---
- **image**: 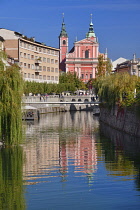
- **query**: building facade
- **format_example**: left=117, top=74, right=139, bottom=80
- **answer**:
left=115, top=54, right=140, bottom=76
left=0, top=29, right=59, bottom=83
left=59, top=15, right=107, bottom=83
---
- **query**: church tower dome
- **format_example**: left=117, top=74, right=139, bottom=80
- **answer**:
left=86, top=14, right=96, bottom=38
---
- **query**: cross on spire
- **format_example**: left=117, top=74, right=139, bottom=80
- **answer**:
left=90, top=14, right=93, bottom=23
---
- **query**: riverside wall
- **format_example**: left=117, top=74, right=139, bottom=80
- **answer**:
left=22, top=95, right=95, bottom=113
left=28, top=104, right=94, bottom=113
left=100, top=104, right=140, bottom=138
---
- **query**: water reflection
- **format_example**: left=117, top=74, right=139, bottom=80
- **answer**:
left=100, top=122, right=140, bottom=190
left=22, top=112, right=140, bottom=209
left=23, top=112, right=99, bottom=184
left=0, top=146, right=25, bottom=209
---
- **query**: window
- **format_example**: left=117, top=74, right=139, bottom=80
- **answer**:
left=43, top=57, right=46, bottom=62
left=31, top=55, right=34, bottom=60
left=39, top=66, right=42, bottom=71
left=47, top=49, right=50, bottom=54
left=28, top=73, right=30, bottom=78
left=51, top=76, right=54, bottom=80
left=55, top=60, right=58, bottom=64
left=47, top=76, right=50, bottom=80
left=20, top=41, right=22, bottom=47
left=47, top=58, right=50, bottom=63
left=85, top=50, right=89, bottom=58
left=39, top=75, right=42, bottom=79
left=43, top=75, right=46, bottom=80
left=90, top=74, right=92, bottom=78
left=55, top=68, right=58, bottom=73
left=55, top=76, right=58, bottom=81
left=51, top=50, right=54, bottom=55
left=39, top=47, right=42, bottom=52
left=47, top=67, right=50, bottom=72
left=51, top=67, right=54, bottom=72
left=24, top=73, right=27, bottom=78
left=24, top=43, right=26, bottom=48
left=24, top=63, right=27, bottom=68
left=51, top=59, right=54, bottom=64
left=55, top=51, right=59, bottom=55
left=43, top=48, right=46, bottom=53
left=20, top=52, right=23, bottom=57
left=28, top=64, right=30, bottom=69
left=31, top=64, right=34, bottom=69
left=24, top=53, right=26, bottom=58
left=32, top=45, right=34, bottom=50
left=43, top=66, right=46, bottom=71
left=28, top=54, right=30, bottom=59
left=81, top=74, right=84, bottom=79
left=20, top=62, right=23, bottom=67
left=32, top=74, right=34, bottom=79
left=86, top=74, right=88, bottom=79
left=63, top=40, right=66, bottom=45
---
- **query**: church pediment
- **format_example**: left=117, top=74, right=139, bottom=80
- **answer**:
left=76, top=38, right=96, bottom=44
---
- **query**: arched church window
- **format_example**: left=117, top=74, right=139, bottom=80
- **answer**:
left=85, top=50, right=89, bottom=58
left=63, top=40, right=66, bottom=45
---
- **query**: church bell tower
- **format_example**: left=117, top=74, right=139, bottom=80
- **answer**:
left=59, top=13, right=68, bottom=72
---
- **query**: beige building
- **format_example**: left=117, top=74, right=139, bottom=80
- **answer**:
left=0, top=28, right=59, bottom=83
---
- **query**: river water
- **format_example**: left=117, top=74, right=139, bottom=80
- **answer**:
left=0, top=111, right=140, bottom=209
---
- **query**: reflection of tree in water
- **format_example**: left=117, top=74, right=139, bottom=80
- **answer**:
left=0, top=146, right=25, bottom=209
left=100, top=122, right=140, bottom=190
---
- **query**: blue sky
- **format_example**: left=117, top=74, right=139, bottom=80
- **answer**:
left=0, top=0, right=140, bottom=61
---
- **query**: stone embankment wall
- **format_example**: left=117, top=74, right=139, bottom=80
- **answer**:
left=100, top=104, right=140, bottom=137
left=32, top=104, right=94, bottom=113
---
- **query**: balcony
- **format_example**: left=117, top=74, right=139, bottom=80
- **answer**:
left=35, top=66, right=42, bottom=74
left=35, top=59, right=41, bottom=65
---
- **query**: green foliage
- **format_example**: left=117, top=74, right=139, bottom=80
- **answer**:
left=95, top=73, right=138, bottom=107
left=96, top=55, right=106, bottom=77
left=0, top=146, right=25, bottom=209
left=96, top=55, right=112, bottom=78
left=59, top=72, right=86, bottom=90
left=24, top=72, right=86, bottom=95
left=0, top=61, right=23, bottom=145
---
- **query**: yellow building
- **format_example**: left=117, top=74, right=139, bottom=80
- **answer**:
left=0, top=28, right=59, bottom=83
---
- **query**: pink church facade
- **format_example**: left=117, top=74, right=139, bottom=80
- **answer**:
left=59, top=16, right=107, bottom=83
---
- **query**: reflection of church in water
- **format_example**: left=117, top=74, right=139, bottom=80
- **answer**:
left=23, top=112, right=98, bottom=181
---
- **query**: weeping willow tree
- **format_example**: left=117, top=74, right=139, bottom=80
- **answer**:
left=0, top=52, right=24, bottom=145
left=95, top=73, right=138, bottom=108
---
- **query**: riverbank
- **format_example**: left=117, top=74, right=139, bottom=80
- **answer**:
left=35, top=104, right=94, bottom=113
left=100, top=104, right=140, bottom=138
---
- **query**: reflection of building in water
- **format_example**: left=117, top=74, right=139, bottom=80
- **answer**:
left=23, top=134, right=60, bottom=180
left=74, top=136, right=97, bottom=174
left=23, top=112, right=98, bottom=181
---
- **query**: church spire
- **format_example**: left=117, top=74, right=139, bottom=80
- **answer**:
left=59, top=13, right=68, bottom=38
left=86, top=14, right=96, bottom=38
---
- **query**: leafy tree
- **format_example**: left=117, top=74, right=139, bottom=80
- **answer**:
left=95, top=72, right=138, bottom=107
left=59, top=72, right=86, bottom=90
left=0, top=59, right=23, bottom=145
left=96, top=55, right=106, bottom=78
